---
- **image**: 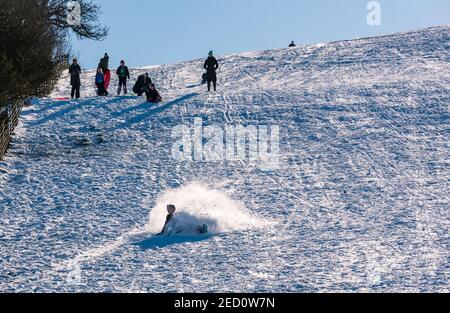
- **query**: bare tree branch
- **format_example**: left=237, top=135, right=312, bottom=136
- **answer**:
left=48, top=0, right=109, bottom=41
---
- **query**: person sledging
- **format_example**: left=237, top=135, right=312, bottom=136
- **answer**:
left=157, top=205, right=208, bottom=235
left=158, top=205, right=177, bottom=235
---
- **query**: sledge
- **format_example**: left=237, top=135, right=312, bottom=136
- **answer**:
left=104, top=69, right=111, bottom=90
left=53, top=97, right=70, bottom=101
left=160, top=224, right=208, bottom=236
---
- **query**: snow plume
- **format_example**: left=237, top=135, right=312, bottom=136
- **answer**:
left=147, top=182, right=267, bottom=235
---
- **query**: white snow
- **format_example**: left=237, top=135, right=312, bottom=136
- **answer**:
left=0, top=25, right=449, bottom=292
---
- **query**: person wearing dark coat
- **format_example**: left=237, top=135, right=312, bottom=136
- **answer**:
left=204, top=51, right=219, bottom=92
left=289, top=41, right=296, bottom=47
left=116, top=60, right=131, bottom=95
left=133, top=73, right=152, bottom=96
left=98, top=53, right=109, bottom=74
left=157, top=205, right=176, bottom=235
left=69, top=59, right=81, bottom=99
left=146, top=84, right=162, bottom=103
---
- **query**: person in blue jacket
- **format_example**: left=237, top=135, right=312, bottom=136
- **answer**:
left=95, top=68, right=108, bottom=96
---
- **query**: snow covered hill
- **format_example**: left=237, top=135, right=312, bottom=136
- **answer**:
left=0, top=25, right=449, bottom=292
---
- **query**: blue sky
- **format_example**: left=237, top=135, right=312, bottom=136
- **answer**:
left=71, top=0, right=450, bottom=69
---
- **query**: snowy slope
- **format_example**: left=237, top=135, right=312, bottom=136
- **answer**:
left=0, top=25, right=449, bottom=292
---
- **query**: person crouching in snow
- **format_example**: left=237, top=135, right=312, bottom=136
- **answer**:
left=95, top=68, right=108, bottom=96
left=146, top=84, right=162, bottom=103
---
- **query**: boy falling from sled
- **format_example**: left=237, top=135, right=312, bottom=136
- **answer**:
left=157, top=205, right=208, bottom=235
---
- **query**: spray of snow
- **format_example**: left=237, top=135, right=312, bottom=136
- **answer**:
left=147, top=182, right=268, bottom=235
left=54, top=182, right=267, bottom=270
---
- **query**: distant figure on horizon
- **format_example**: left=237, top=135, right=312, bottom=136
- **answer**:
left=116, top=60, right=130, bottom=96
left=69, top=58, right=81, bottom=99
left=289, top=41, right=296, bottom=47
left=204, top=51, right=219, bottom=92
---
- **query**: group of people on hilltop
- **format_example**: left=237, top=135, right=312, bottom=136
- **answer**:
left=68, top=50, right=221, bottom=100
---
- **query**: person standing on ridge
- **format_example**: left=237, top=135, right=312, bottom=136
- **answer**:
left=116, top=60, right=130, bottom=95
left=95, top=68, right=108, bottom=96
left=69, top=58, right=81, bottom=99
left=99, top=53, right=111, bottom=93
left=204, top=51, right=219, bottom=92
left=98, top=53, right=109, bottom=74
left=289, top=41, right=296, bottom=47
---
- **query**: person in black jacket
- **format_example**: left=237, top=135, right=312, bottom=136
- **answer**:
left=158, top=205, right=176, bottom=235
left=69, top=59, right=81, bottom=99
left=146, top=84, right=162, bottom=103
left=133, top=73, right=152, bottom=96
left=289, top=41, right=296, bottom=47
left=116, top=60, right=130, bottom=95
left=157, top=204, right=208, bottom=235
left=143, top=73, right=152, bottom=92
left=98, top=53, right=109, bottom=74
left=204, top=51, right=219, bottom=92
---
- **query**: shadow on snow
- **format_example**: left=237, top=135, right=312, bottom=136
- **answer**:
left=133, top=234, right=211, bottom=250
left=115, top=93, right=198, bottom=129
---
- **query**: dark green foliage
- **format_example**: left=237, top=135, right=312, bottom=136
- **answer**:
left=0, top=0, right=108, bottom=104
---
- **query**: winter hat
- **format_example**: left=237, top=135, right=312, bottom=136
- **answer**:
left=208, top=50, right=213, bottom=57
